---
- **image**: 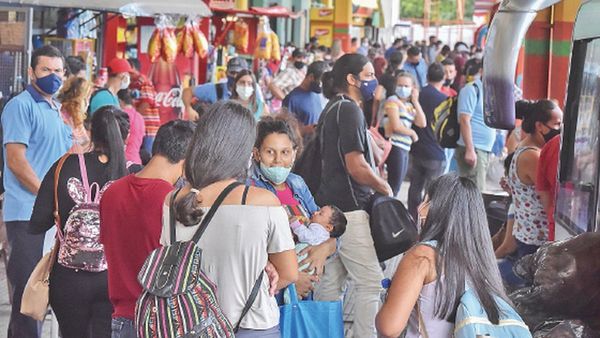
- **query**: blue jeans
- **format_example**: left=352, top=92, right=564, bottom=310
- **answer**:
left=498, top=240, right=539, bottom=288
left=111, top=317, right=136, bottom=338
left=386, top=145, right=410, bottom=197
left=407, top=156, right=445, bottom=220
left=6, top=221, right=44, bottom=338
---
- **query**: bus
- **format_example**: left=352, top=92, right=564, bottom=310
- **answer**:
left=484, top=0, right=600, bottom=235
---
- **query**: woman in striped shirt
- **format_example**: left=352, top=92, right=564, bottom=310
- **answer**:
left=381, top=70, right=426, bottom=196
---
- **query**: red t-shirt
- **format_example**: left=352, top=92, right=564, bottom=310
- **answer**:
left=535, top=135, right=560, bottom=241
left=99, top=174, right=173, bottom=319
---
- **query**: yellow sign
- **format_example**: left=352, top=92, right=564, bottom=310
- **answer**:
left=310, top=23, right=333, bottom=47
left=310, top=8, right=334, bottom=22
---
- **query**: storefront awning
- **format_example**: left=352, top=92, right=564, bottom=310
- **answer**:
left=0, top=0, right=212, bottom=17
left=352, top=0, right=378, bottom=10
left=210, top=5, right=302, bottom=19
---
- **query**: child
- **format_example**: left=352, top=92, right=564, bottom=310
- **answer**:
left=290, top=205, right=347, bottom=246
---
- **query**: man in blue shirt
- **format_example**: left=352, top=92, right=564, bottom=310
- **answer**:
left=384, top=38, right=403, bottom=60
left=454, top=59, right=495, bottom=190
left=402, top=46, right=428, bottom=88
left=2, top=45, right=72, bottom=338
left=182, top=57, right=249, bottom=120
left=282, top=61, right=328, bottom=137
left=408, top=63, right=447, bottom=219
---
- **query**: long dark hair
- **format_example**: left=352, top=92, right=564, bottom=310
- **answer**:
left=90, top=106, right=128, bottom=180
left=230, top=69, right=258, bottom=112
left=174, top=101, right=256, bottom=226
left=420, top=173, right=509, bottom=324
left=520, top=99, right=557, bottom=134
left=322, top=53, right=369, bottom=98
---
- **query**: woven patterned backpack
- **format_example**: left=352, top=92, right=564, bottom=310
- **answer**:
left=135, top=182, right=263, bottom=338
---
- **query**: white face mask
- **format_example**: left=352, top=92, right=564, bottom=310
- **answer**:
left=120, top=74, right=131, bottom=90
left=237, top=84, right=254, bottom=101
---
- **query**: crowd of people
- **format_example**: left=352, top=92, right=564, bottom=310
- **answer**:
left=0, top=32, right=562, bottom=338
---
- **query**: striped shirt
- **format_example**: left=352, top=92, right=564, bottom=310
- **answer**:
left=384, top=96, right=416, bottom=151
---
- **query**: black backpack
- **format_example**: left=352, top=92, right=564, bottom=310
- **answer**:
left=293, top=98, right=349, bottom=195
left=432, top=82, right=480, bottom=148
left=365, top=193, right=418, bottom=262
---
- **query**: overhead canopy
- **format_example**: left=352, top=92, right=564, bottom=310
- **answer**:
left=0, top=0, right=212, bottom=17
left=210, top=5, right=302, bottom=19
left=352, top=0, right=378, bottom=10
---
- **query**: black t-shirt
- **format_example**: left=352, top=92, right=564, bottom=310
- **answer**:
left=411, top=84, right=447, bottom=161
left=315, top=95, right=373, bottom=212
left=29, top=152, right=112, bottom=234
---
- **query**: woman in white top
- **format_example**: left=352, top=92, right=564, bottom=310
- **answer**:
left=376, top=174, right=510, bottom=338
left=162, top=101, right=298, bottom=337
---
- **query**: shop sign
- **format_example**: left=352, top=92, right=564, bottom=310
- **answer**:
left=310, top=8, right=334, bottom=22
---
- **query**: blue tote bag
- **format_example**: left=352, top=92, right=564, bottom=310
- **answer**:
left=279, top=284, right=344, bottom=338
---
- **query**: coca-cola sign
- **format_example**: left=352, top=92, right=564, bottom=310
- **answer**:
left=155, top=87, right=183, bottom=108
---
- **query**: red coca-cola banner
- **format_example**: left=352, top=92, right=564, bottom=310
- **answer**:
left=148, top=59, right=183, bottom=123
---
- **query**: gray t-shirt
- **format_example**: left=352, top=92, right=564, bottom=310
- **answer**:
left=160, top=204, right=294, bottom=330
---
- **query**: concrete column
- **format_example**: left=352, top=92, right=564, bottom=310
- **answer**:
left=333, top=0, right=353, bottom=52
left=549, top=0, right=579, bottom=107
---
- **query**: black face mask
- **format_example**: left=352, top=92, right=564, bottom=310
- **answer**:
left=444, top=79, right=453, bottom=87
left=310, top=81, right=322, bottom=93
left=543, top=126, right=561, bottom=143
left=294, top=61, right=305, bottom=70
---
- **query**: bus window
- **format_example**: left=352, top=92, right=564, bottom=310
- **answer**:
left=557, top=38, right=600, bottom=234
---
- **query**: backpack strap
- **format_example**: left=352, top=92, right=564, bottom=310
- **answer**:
left=234, top=270, right=265, bottom=332
left=241, top=185, right=250, bottom=205
left=190, top=181, right=242, bottom=243
left=53, top=153, right=71, bottom=230
left=169, top=188, right=182, bottom=245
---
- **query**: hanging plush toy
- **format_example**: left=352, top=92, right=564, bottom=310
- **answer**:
left=233, top=20, right=249, bottom=54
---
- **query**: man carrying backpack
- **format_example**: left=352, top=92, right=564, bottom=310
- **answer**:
left=408, top=63, right=447, bottom=219
left=454, top=59, right=495, bottom=191
left=99, top=120, right=196, bottom=338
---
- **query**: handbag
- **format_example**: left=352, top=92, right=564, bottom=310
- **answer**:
left=20, top=153, right=69, bottom=320
left=279, top=284, right=344, bottom=338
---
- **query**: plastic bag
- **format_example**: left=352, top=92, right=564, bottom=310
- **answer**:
left=533, top=320, right=599, bottom=338
left=270, top=31, right=281, bottom=61
left=161, top=27, right=178, bottom=63
left=191, top=21, right=208, bottom=58
left=511, top=233, right=600, bottom=331
left=147, top=28, right=162, bottom=63
left=177, top=23, right=195, bottom=58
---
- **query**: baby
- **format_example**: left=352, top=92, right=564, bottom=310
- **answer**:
left=290, top=205, right=347, bottom=273
left=290, top=205, right=347, bottom=246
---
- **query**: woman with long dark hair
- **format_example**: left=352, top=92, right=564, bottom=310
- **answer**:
left=163, top=101, right=297, bottom=337
left=230, top=69, right=269, bottom=120
left=376, top=173, right=511, bottom=337
left=29, top=105, right=129, bottom=337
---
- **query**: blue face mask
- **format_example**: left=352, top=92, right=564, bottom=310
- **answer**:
left=260, top=162, right=292, bottom=185
left=396, top=86, right=412, bottom=99
left=35, top=73, right=63, bottom=95
left=356, top=78, right=378, bottom=102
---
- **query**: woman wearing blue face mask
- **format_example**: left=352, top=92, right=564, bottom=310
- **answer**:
left=249, top=115, right=337, bottom=300
left=381, top=70, right=427, bottom=196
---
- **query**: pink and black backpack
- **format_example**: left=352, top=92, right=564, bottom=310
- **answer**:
left=57, top=153, right=112, bottom=272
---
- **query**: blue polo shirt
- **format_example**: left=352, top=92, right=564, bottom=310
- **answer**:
left=457, top=78, right=495, bottom=152
left=2, top=85, right=72, bottom=221
left=282, top=87, right=324, bottom=125
left=402, top=60, right=428, bottom=88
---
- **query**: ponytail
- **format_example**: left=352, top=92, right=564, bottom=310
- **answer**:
left=90, top=106, right=128, bottom=180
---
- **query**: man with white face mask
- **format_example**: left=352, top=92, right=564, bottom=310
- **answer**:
left=89, top=57, right=133, bottom=114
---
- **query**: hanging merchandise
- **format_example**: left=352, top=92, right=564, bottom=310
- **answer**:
left=161, top=27, right=178, bottom=63
left=254, top=16, right=272, bottom=60
left=233, top=20, right=249, bottom=54
left=270, top=31, right=281, bottom=61
left=147, top=28, right=162, bottom=63
left=190, top=20, right=209, bottom=58
left=177, top=21, right=195, bottom=58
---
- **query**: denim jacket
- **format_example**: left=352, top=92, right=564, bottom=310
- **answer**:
left=248, top=164, right=319, bottom=217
